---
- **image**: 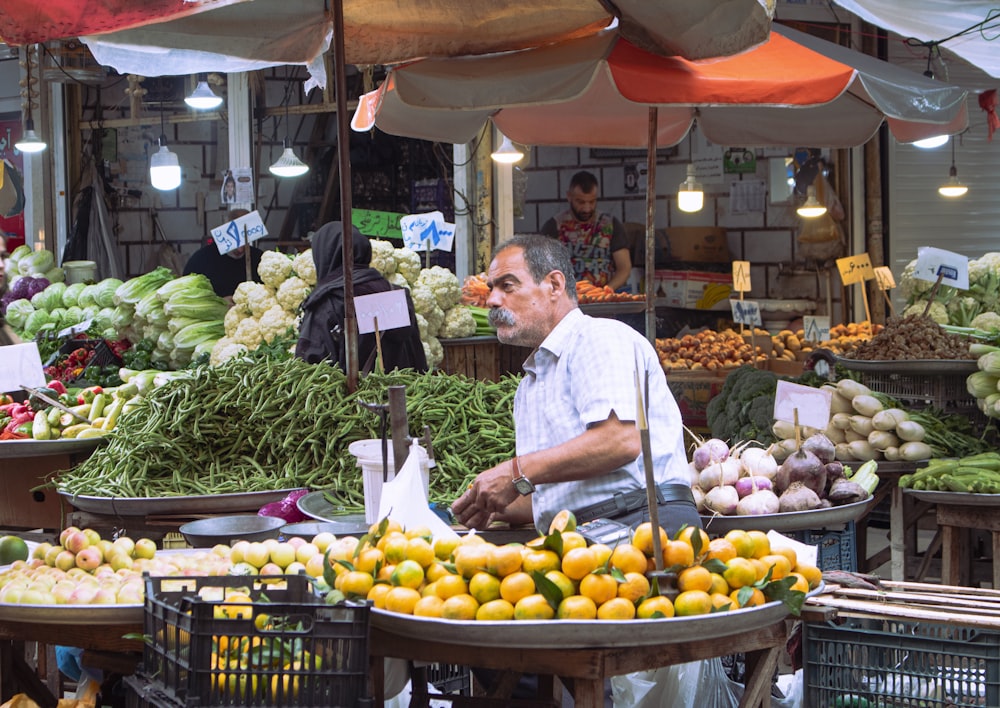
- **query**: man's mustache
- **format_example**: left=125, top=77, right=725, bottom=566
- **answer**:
left=488, top=308, right=516, bottom=327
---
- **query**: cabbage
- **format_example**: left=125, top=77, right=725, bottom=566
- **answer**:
left=111, top=307, right=134, bottom=329
left=4, top=299, right=35, bottom=329
left=17, top=250, right=54, bottom=276
left=37, top=282, right=67, bottom=311
left=43, top=267, right=65, bottom=284
left=156, top=329, right=175, bottom=352
left=94, top=278, right=123, bottom=308
left=7, top=244, right=31, bottom=269
left=94, top=307, right=116, bottom=332
left=81, top=306, right=99, bottom=322
left=64, top=306, right=83, bottom=325
left=135, top=290, right=164, bottom=319
left=26, top=277, right=50, bottom=298
left=62, top=282, right=86, bottom=308
left=155, top=273, right=214, bottom=302
left=79, top=284, right=100, bottom=308
left=114, top=267, right=174, bottom=306
left=48, top=307, right=67, bottom=329
left=22, top=310, right=52, bottom=337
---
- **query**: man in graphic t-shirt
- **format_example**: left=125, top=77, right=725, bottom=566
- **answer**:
left=540, top=170, right=631, bottom=290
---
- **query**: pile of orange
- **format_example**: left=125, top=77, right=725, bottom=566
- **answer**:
left=324, top=516, right=819, bottom=621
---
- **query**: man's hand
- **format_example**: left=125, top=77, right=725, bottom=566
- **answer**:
left=450, top=460, right=521, bottom=530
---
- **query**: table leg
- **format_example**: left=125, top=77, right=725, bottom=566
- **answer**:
left=941, top=524, right=960, bottom=586
left=370, top=653, right=385, bottom=705
left=890, top=485, right=906, bottom=581
left=740, top=646, right=779, bottom=708
left=570, top=678, right=604, bottom=708
left=993, top=532, right=1000, bottom=589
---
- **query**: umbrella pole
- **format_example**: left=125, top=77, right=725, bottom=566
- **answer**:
left=332, top=0, right=358, bottom=391
left=644, top=108, right=657, bottom=344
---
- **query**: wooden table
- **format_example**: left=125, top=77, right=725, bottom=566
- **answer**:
left=369, top=619, right=787, bottom=708
left=938, top=502, right=1000, bottom=588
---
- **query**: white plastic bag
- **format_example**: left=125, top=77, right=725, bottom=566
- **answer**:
left=611, top=658, right=740, bottom=708
left=376, top=439, right=458, bottom=540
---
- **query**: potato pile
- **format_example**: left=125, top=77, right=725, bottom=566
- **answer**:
left=655, top=329, right=768, bottom=372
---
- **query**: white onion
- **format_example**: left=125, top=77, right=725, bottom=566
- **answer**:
left=692, top=438, right=731, bottom=471
left=699, top=458, right=741, bottom=489
left=703, top=485, right=739, bottom=516
left=740, top=447, right=778, bottom=481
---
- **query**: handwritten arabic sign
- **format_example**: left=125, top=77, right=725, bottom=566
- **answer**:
left=773, top=380, right=831, bottom=429
left=210, top=211, right=267, bottom=255
left=0, top=342, right=46, bottom=393
left=400, top=211, right=455, bottom=252
left=873, top=266, right=896, bottom=291
left=836, top=253, right=874, bottom=286
left=354, top=289, right=410, bottom=334
left=353, top=209, right=404, bottom=240
left=729, top=299, right=761, bottom=327
left=732, top=260, right=751, bottom=293
left=803, top=316, right=830, bottom=343
left=913, top=246, right=969, bottom=290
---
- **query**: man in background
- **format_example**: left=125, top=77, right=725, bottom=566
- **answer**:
left=183, top=209, right=263, bottom=299
left=540, top=170, right=631, bottom=292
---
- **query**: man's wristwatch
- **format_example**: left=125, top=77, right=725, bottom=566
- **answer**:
left=511, top=456, right=535, bottom=495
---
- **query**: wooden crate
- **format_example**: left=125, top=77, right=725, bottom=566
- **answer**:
left=0, top=455, right=68, bottom=530
left=440, top=338, right=531, bottom=381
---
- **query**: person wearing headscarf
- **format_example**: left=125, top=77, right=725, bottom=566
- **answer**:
left=295, top=222, right=427, bottom=372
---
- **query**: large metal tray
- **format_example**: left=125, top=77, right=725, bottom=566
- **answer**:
left=905, top=489, right=1000, bottom=507
left=580, top=300, right=646, bottom=315
left=295, top=491, right=370, bottom=535
left=700, top=495, right=874, bottom=533
left=834, top=357, right=978, bottom=375
left=0, top=438, right=106, bottom=459
left=372, top=593, right=799, bottom=648
left=58, top=488, right=305, bottom=516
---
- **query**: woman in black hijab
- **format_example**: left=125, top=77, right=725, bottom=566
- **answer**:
left=295, top=222, right=427, bottom=372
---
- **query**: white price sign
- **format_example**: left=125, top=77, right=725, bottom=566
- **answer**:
left=0, top=342, right=47, bottom=393
left=400, top=211, right=455, bottom=252
left=210, top=210, right=268, bottom=255
left=730, top=299, right=762, bottom=327
left=773, top=380, right=832, bottom=430
left=913, top=246, right=969, bottom=290
left=354, top=289, right=411, bottom=334
left=803, top=316, right=830, bottom=343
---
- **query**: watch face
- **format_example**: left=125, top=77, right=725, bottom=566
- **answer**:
left=514, top=477, right=535, bottom=495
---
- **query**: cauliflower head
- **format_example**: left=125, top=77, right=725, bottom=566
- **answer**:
left=232, top=281, right=262, bottom=306
left=417, top=265, right=462, bottom=310
left=258, top=251, right=294, bottom=289
left=233, top=317, right=264, bottom=348
left=388, top=272, right=410, bottom=290
left=972, top=311, right=1000, bottom=332
left=291, top=249, right=317, bottom=285
left=394, top=247, right=422, bottom=284
left=241, top=283, right=278, bottom=318
left=259, top=304, right=296, bottom=343
left=409, top=284, right=438, bottom=316
left=423, top=304, right=445, bottom=337
left=210, top=337, right=250, bottom=366
left=276, top=276, right=310, bottom=312
left=439, top=305, right=476, bottom=339
left=369, top=240, right=397, bottom=276
left=422, top=335, right=444, bottom=370
left=415, top=312, right=429, bottom=340
left=902, top=300, right=948, bottom=324
left=223, top=306, right=246, bottom=337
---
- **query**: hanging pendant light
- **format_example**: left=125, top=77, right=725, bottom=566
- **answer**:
left=677, top=164, right=704, bottom=213
left=938, top=138, right=968, bottom=198
left=796, top=185, right=827, bottom=218
left=912, top=134, right=949, bottom=149
left=149, top=107, right=181, bottom=191
left=491, top=134, right=523, bottom=164
left=184, top=75, right=223, bottom=110
left=15, top=45, right=46, bottom=154
left=269, top=68, right=309, bottom=179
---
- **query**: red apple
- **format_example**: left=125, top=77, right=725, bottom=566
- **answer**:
left=75, top=547, right=103, bottom=571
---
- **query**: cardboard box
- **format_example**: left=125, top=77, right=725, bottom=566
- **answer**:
left=666, top=370, right=727, bottom=428
left=666, top=226, right=731, bottom=263
left=654, top=270, right=733, bottom=310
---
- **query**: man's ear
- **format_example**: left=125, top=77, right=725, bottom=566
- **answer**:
left=545, top=270, right=566, bottom=298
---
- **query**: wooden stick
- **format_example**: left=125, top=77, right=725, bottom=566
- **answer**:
left=860, top=280, right=872, bottom=323
left=807, top=595, right=1000, bottom=629
left=921, top=272, right=945, bottom=318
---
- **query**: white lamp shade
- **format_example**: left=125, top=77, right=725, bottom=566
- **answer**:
left=269, top=146, right=309, bottom=177
left=149, top=145, right=182, bottom=190
left=677, top=165, right=703, bottom=212
left=15, top=128, right=46, bottom=154
left=938, top=178, right=968, bottom=197
left=184, top=80, right=223, bottom=110
left=491, top=135, right=524, bottom=164
left=796, top=185, right=827, bottom=218
left=912, top=134, right=949, bottom=149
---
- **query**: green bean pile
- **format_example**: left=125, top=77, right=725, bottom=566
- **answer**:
left=56, top=358, right=517, bottom=511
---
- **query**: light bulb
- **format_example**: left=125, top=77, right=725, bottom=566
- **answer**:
left=491, top=135, right=524, bottom=164
left=14, top=120, right=46, bottom=153
left=938, top=166, right=968, bottom=197
left=912, top=134, right=949, bottom=149
left=796, top=186, right=827, bottom=218
left=149, top=142, right=182, bottom=190
left=269, top=144, right=309, bottom=178
left=184, top=80, right=223, bottom=110
left=677, top=165, right=703, bottom=213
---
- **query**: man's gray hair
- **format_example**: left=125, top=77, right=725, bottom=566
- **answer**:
left=495, top=234, right=577, bottom=301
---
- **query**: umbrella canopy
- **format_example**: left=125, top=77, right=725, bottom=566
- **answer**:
left=353, top=24, right=969, bottom=148
left=47, top=0, right=777, bottom=90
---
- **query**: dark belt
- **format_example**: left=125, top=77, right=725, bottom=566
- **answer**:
left=574, top=483, right=695, bottom=524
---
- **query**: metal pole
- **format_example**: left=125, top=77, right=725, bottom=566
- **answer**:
left=644, top=108, right=658, bottom=344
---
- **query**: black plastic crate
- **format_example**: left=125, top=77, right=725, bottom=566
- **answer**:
left=426, top=663, right=471, bottom=695
left=140, top=574, right=372, bottom=707
left=788, top=522, right=857, bottom=572
left=804, top=616, right=1000, bottom=707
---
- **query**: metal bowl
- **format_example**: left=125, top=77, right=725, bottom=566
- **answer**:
left=179, top=515, right=285, bottom=547
left=280, top=521, right=354, bottom=540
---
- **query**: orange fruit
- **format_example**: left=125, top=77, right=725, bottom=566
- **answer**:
left=521, top=549, right=561, bottom=575
left=708, top=572, right=729, bottom=596
left=773, top=546, right=798, bottom=571
left=433, top=536, right=460, bottom=562
left=759, top=554, right=792, bottom=581
left=513, top=594, right=555, bottom=620
left=425, top=562, right=451, bottom=583
left=676, top=526, right=710, bottom=558
left=379, top=532, right=408, bottom=563
left=722, top=557, right=758, bottom=589
left=597, top=597, right=636, bottom=620
left=389, top=559, right=425, bottom=589
left=795, top=563, right=822, bottom=590
left=369, top=519, right=403, bottom=537
left=413, top=595, right=444, bottom=617
left=705, top=538, right=738, bottom=564
left=724, top=529, right=755, bottom=559
left=404, top=525, right=432, bottom=540
left=610, top=544, right=648, bottom=575
left=404, top=538, right=436, bottom=568
left=383, top=586, right=421, bottom=614
left=730, top=587, right=766, bottom=608
left=499, top=572, right=536, bottom=605
left=561, top=547, right=599, bottom=581
left=590, top=543, right=613, bottom=568
left=677, top=565, right=713, bottom=593
left=710, top=592, right=734, bottom=611
left=787, top=572, right=810, bottom=594
left=557, top=595, right=598, bottom=620
left=476, top=598, right=515, bottom=621
left=746, top=530, right=771, bottom=559
left=441, top=593, right=480, bottom=620
left=560, top=532, right=589, bottom=554
left=433, top=573, right=468, bottom=600
left=453, top=543, right=493, bottom=579
left=340, top=570, right=375, bottom=598
left=365, top=583, right=391, bottom=609
left=579, top=573, right=618, bottom=605
left=377, top=564, right=396, bottom=582
left=637, top=595, right=675, bottom=619
left=749, top=558, right=770, bottom=582
left=662, top=540, right=695, bottom=569
left=617, top=572, right=650, bottom=603
left=354, top=548, right=384, bottom=575
left=632, top=523, right=668, bottom=557
left=468, top=572, right=502, bottom=604
left=487, top=544, right=523, bottom=577
left=673, top=589, right=712, bottom=617
left=544, top=570, right=577, bottom=600
left=421, top=581, right=439, bottom=597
